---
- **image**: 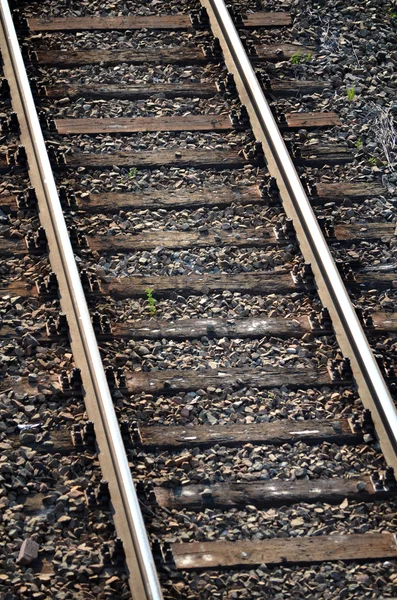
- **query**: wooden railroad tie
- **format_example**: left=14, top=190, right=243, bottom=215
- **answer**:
left=48, top=145, right=353, bottom=171
left=133, top=418, right=361, bottom=450
left=11, top=414, right=367, bottom=454
left=0, top=362, right=352, bottom=398
left=1, top=310, right=395, bottom=342
left=53, top=112, right=341, bottom=135
left=1, top=144, right=353, bottom=172
left=122, top=366, right=339, bottom=395
left=31, top=43, right=313, bottom=68
left=70, top=180, right=384, bottom=210
left=12, top=417, right=362, bottom=454
left=0, top=182, right=386, bottom=214
left=42, top=79, right=330, bottom=101
left=83, top=222, right=395, bottom=252
left=0, top=268, right=394, bottom=303
left=27, top=12, right=292, bottom=32
left=169, top=533, right=397, bottom=569
left=80, top=311, right=397, bottom=339
left=152, top=476, right=393, bottom=511
left=102, top=269, right=395, bottom=298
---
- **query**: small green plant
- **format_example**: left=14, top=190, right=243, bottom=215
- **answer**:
left=355, top=137, right=363, bottom=150
left=145, top=288, right=157, bottom=316
left=388, top=8, right=397, bottom=18
left=368, top=157, right=385, bottom=167
left=347, top=87, right=356, bottom=101
left=291, top=51, right=301, bottom=64
left=290, top=51, right=312, bottom=64
left=128, top=167, right=138, bottom=178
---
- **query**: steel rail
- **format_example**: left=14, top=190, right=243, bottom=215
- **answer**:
left=202, top=0, right=397, bottom=471
left=0, top=2, right=163, bottom=598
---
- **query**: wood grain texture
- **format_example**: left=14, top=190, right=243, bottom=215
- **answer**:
left=315, top=182, right=385, bottom=200
left=371, top=312, right=397, bottom=333
left=87, top=227, right=279, bottom=253
left=35, top=47, right=207, bottom=67
left=102, top=271, right=310, bottom=298
left=75, top=186, right=261, bottom=212
left=2, top=311, right=393, bottom=342
left=63, top=148, right=250, bottom=170
left=29, top=15, right=192, bottom=31
left=44, top=78, right=328, bottom=101
left=0, top=269, right=393, bottom=302
left=334, top=223, right=396, bottom=241
left=35, top=43, right=305, bottom=67
left=102, top=312, right=397, bottom=340
left=103, top=269, right=395, bottom=298
left=172, top=533, right=397, bottom=569
left=110, top=315, right=309, bottom=341
left=124, top=366, right=331, bottom=395
left=139, top=418, right=358, bottom=450
left=86, top=221, right=393, bottom=254
left=73, top=181, right=384, bottom=213
left=45, top=82, right=218, bottom=100
left=55, top=115, right=235, bottom=135
left=155, top=477, right=383, bottom=511
left=29, top=12, right=291, bottom=32
left=55, top=112, right=338, bottom=135
left=244, top=12, right=291, bottom=27
left=294, top=145, right=353, bottom=166
left=352, top=271, right=396, bottom=290
left=284, top=112, right=340, bottom=129
left=61, top=146, right=351, bottom=170
left=310, top=182, right=385, bottom=205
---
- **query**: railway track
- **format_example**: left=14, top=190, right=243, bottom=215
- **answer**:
left=1, top=0, right=397, bottom=598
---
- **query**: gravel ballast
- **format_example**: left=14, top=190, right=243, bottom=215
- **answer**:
left=2, top=0, right=397, bottom=598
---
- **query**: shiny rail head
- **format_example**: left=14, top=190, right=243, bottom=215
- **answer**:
left=0, top=2, right=165, bottom=598
left=202, top=0, right=397, bottom=468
